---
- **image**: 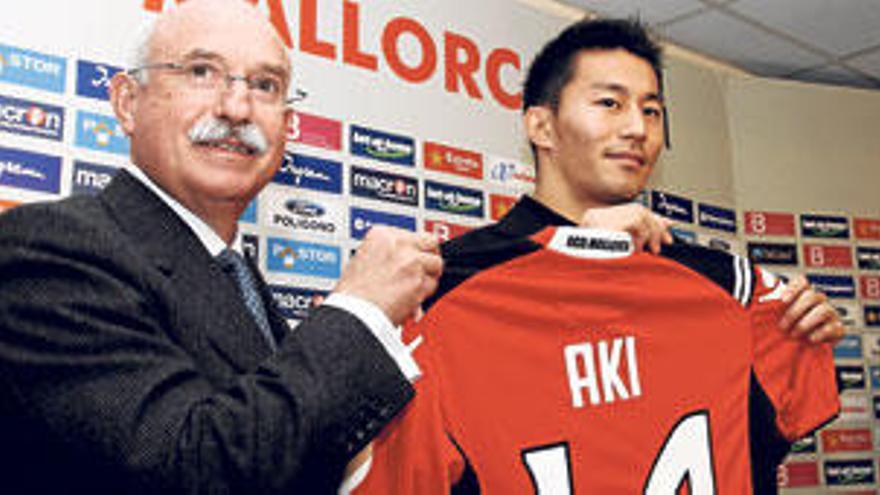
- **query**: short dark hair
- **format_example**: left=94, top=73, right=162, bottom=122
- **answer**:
left=524, top=17, right=663, bottom=112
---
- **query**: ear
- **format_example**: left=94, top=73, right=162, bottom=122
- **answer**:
left=524, top=106, right=556, bottom=153
left=109, top=72, right=139, bottom=136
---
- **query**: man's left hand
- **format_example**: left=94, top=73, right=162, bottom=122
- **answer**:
left=778, top=274, right=845, bottom=344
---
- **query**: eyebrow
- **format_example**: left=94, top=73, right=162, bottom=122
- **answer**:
left=589, top=82, right=664, bottom=104
left=179, top=49, right=290, bottom=82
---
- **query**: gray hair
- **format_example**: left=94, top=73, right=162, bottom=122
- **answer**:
left=129, top=18, right=156, bottom=84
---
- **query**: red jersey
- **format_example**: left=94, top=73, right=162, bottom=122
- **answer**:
left=346, top=226, right=838, bottom=494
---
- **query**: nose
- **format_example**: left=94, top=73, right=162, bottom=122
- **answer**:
left=215, top=76, right=253, bottom=123
left=620, top=104, right=647, bottom=142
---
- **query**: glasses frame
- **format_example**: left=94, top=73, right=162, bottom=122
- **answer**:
left=127, top=61, right=308, bottom=108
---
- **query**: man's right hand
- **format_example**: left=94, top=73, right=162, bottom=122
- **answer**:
left=334, top=226, right=443, bottom=325
left=580, top=203, right=673, bottom=254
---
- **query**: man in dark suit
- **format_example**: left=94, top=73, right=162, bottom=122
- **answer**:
left=0, top=0, right=442, bottom=493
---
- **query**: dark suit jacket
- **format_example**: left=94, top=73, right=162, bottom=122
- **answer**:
left=0, top=171, right=413, bottom=494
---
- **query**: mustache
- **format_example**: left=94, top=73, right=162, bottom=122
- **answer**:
left=187, top=116, right=269, bottom=156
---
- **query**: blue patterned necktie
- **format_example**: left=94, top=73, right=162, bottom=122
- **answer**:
left=216, top=249, right=277, bottom=351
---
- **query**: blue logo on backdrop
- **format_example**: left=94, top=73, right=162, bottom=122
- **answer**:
left=424, top=180, right=484, bottom=218
left=0, top=147, right=61, bottom=194
left=240, top=198, right=257, bottom=224
left=75, top=111, right=129, bottom=155
left=0, top=94, right=64, bottom=141
left=670, top=227, right=697, bottom=244
left=267, top=237, right=341, bottom=278
left=865, top=305, right=880, bottom=327
left=350, top=165, right=419, bottom=206
left=269, top=285, right=328, bottom=320
left=0, top=44, right=66, bottom=93
left=349, top=124, right=415, bottom=167
left=698, top=203, right=737, bottom=233
left=273, top=153, right=342, bottom=193
left=651, top=191, right=694, bottom=223
left=801, top=214, right=849, bottom=239
left=76, top=60, right=122, bottom=101
left=71, top=161, right=118, bottom=195
left=833, top=334, right=863, bottom=360
left=870, top=366, right=880, bottom=389
left=857, top=247, right=880, bottom=271
left=350, top=206, right=416, bottom=240
left=824, top=459, right=875, bottom=486
left=807, top=274, right=855, bottom=299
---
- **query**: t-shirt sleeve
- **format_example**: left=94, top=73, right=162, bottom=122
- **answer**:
left=749, top=267, right=840, bottom=441
left=341, top=321, right=465, bottom=494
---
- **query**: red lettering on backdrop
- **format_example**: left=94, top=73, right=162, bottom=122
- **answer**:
left=444, top=32, right=482, bottom=100
left=343, top=0, right=378, bottom=70
left=486, top=48, right=522, bottom=110
left=382, top=17, right=437, bottom=83
left=300, top=0, right=336, bottom=59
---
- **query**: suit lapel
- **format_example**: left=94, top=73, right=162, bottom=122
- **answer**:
left=99, top=171, right=274, bottom=373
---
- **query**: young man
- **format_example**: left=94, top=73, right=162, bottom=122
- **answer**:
left=345, top=18, right=840, bottom=494
left=0, top=0, right=443, bottom=492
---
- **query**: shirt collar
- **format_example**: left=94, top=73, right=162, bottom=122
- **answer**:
left=125, top=165, right=240, bottom=257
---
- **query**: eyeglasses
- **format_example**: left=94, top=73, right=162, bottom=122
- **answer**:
left=127, top=59, right=307, bottom=107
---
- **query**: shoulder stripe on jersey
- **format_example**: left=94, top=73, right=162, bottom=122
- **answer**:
left=733, top=255, right=754, bottom=307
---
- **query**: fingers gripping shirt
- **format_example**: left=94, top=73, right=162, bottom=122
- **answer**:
left=345, top=226, right=839, bottom=494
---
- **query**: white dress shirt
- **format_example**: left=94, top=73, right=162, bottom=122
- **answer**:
left=126, top=165, right=420, bottom=381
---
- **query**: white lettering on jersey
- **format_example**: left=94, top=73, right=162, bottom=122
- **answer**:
left=564, top=336, right=641, bottom=408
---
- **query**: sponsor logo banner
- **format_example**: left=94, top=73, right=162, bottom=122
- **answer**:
left=836, top=365, right=867, bottom=391
left=875, top=396, right=880, bottom=420
left=75, top=60, right=122, bottom=101
left=349, top=124, right=415, bottom=167
left=0, top=44, right=66, bottom=93
left=424, top=218, right=471, bottom=242
left=651, top=190, right=693, bottom=223
left=840, top=394, right=870, bottom=422
left=286, top=111, right=342, bottom=151
left=75, top=110, right=129, bottom=155
left=865, top=332, right=880, bottom=360
left=486, top=155, right=534, bottom=192
left=854, top=217, right=880, bottom=240
left=350, top=165, right=418, bottom=207
left=241, top=234, right=259, bottom=262
left=801, top=214, right=850, bottom=239
left=0, top=94, right=64, bottom=141
left=865, top=305, right=880, bottom=327
left=747, top=242, right=798, bottom=265
left=71, top=160, right=118, bottom=195
left=859, top=275, right=880, bottom=300
left=822, top=428, right=873, bottom=453
left=857, top=247, right=880, bottom=271
left=269, top=285, right=328, bottom=321
left=0, top=198, right=19, bottom=212
left=700, top=235, right=734, bottom=253
left=834, top=334, right=863, bottom=360
left=807, top=274, right=855, bottom=299
left=698, top=203, right=737, bottom=233
left=240, top=198, right=257, bottom=224
left=273, top=153, right=342, bottom=193
left=351, top=208, right=416, bottom=242
left=824, top=459, right=876, bottom=486
left=424, top=180, right=484, bottom=218
left=0, top=146, right=61, bottom=194
left=870, top=365, right=879, bottom=389
left=350, top=206, right=416, bottom=240
left=424, top=141, right=482, bottom=179
left=266, top=237, right=341, bottom=279
left=834, top=301, right=861, bottom=327
left=489, top=193, right=517, bottom=221
left=802, top=243, right=853, bottom=268
left=670, top=227, right=696, bottom=244
left=789, top=434, right=817, bottom=454
left=778, top=461, right=819, bottom=488
left=744, top=211, right=796, bottom=237
left=264, top=189, right=343, bottom=239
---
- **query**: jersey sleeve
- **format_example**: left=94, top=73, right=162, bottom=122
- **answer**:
left=341, top=321, right=465, bottom=495
left=749, top=267, right=840, bottom=440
